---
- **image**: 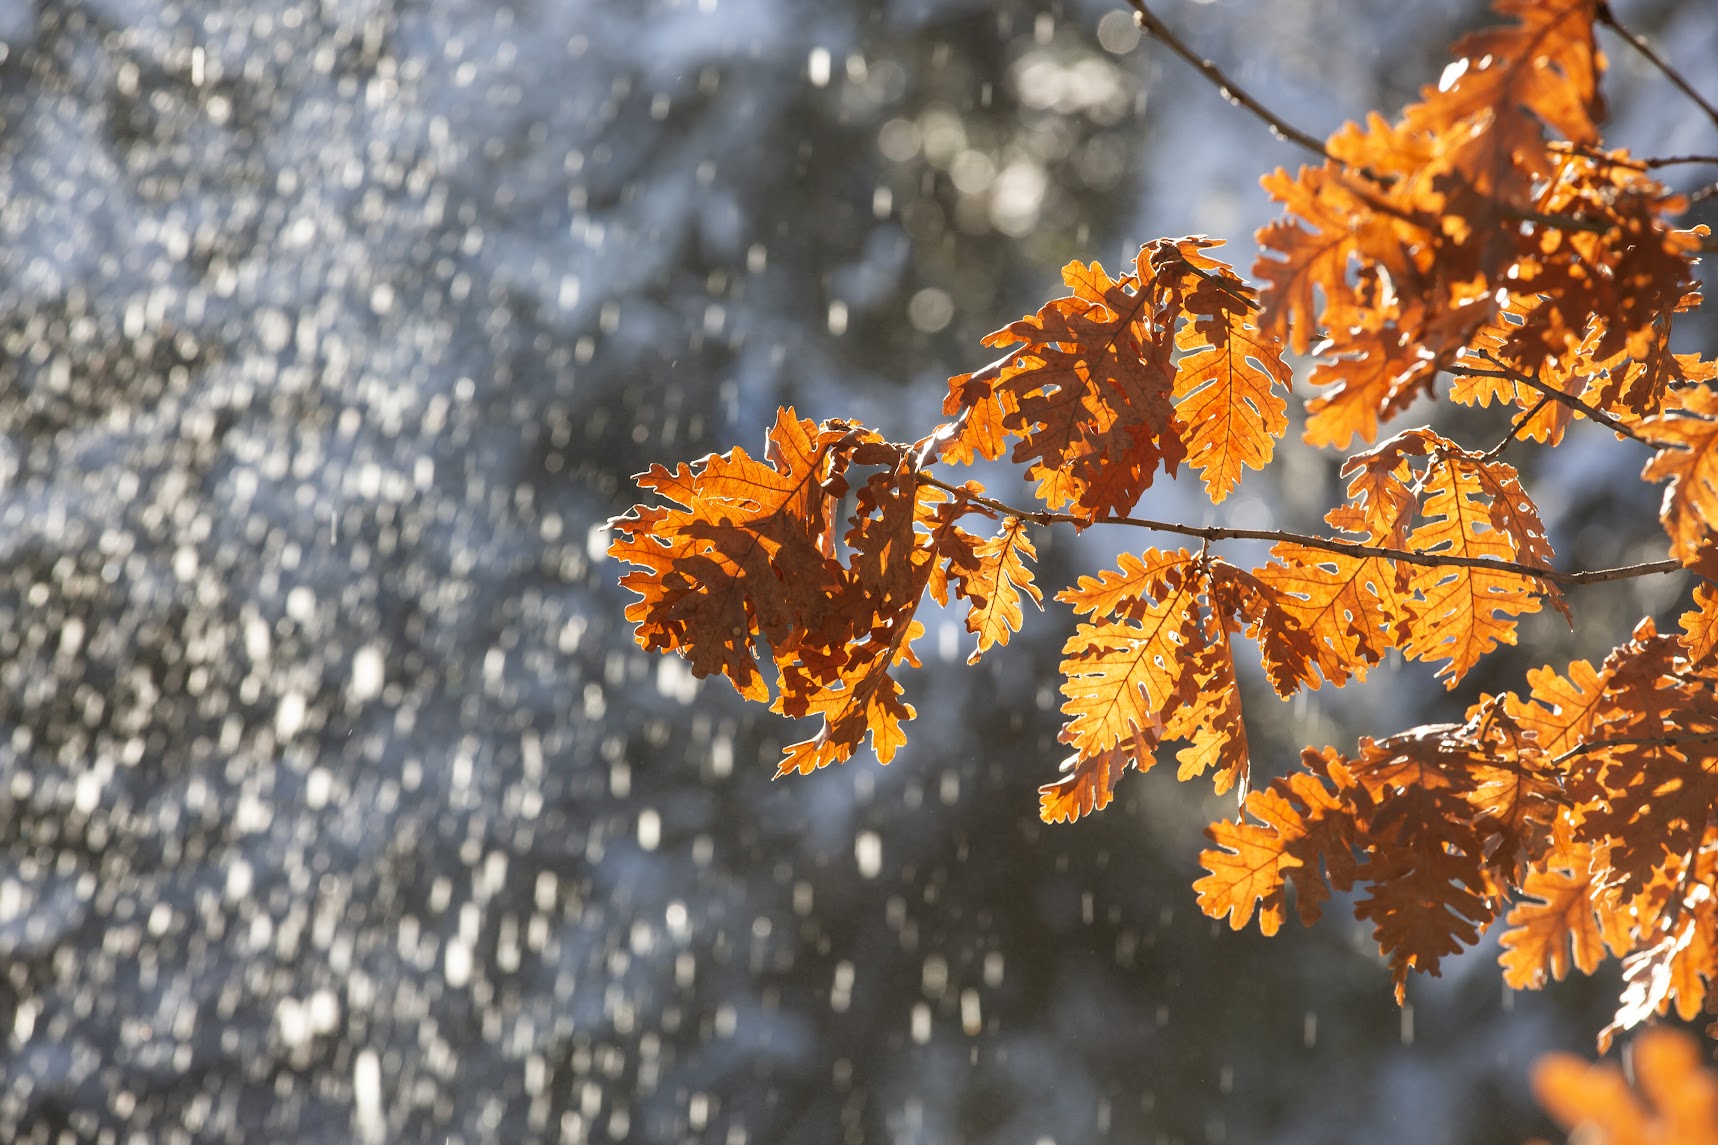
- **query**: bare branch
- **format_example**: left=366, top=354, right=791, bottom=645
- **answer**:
left=1124, top=1, right=1333, bottom=163
left=917, top=473, right=1681, bottom=588
left=1643, top=154, right=1718, bottom=169
left=1597, top=3, right=1718, bottom=134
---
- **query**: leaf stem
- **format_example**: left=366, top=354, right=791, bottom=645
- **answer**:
left=1596, top=4, right=1718, bottom=135
left=1123, top=0, right=1333, bottom=164
left=916, top=473, right=1680, bottom=588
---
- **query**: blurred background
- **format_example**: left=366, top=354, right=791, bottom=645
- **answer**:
left=0, top=0, right=1715, bottom=1142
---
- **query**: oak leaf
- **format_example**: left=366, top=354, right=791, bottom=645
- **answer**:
left=1390, top=431, right=1563, bottom=685
left=1037, top=733, right=1145, bottom=825
left=1533, top=1028, right=1718, bottom=1144
left=608, top=407, right=853, bottom=702
left=1196, top=749, right=1364, bottom=936
left=1169, top=251, right=1292, bottom=500
left=1682, top=583, right=1718, bottom=670
left=1641, top=383, right=1718, bottom=580
left=1055, top=550, right=1202, bottom=761
left=979, top=254, right=1183, bottom=520
left=1499, top=843, right=1610, bottom=990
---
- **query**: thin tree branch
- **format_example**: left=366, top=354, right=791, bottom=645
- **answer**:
left=1559, top=146, right=1718, bottom=171
left=1596, top=3, right=1718, bottom=134
left=1450, top=352, right=1656, bottom=448
left=1486, top=394, right=1555, bottom=460
left=1124, top=0, right=1333, bottom=163
left=1552, top=730, right=1718, bottom=767
left=1502, top=205, right=1614, bottom=236
left=1644, top=154, right=1718, bottom=169
left=917, top=473, right=1681, bottom=588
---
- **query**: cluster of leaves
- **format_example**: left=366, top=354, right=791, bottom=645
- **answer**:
left=609, top=0, right=1718, bottom=1048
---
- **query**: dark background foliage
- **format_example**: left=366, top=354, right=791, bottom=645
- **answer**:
left=0, top=1, right=1714, bottom=1142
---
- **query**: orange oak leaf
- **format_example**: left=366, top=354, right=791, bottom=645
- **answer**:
left=1508, top=163, right=1706, bottom=386
left=1353, top=783, right=1495, bottom=1001
left=1164, top=665, right=1249, bottom=796
left=1507, top=658, right=1609, bottom=759
left=1533, top=1028, right=1718, bottom=1144
left=607, top=407, right=854, bottom=701
left=1161, top=593, right=1250, bottom=796
left=1249, top=442, right=1419, bottom=687
left=1598, top=856, right=1718, bottom=1049
left=1055, top=550, right=1202, bottom=760
left=1252, top=544, right=1406, bottom=689
left=937, top=514, right=1042, bottom=664
left=774, top=456, right=949, bottom=774
left=979, top=254, right=1183, bottom=521
left=1682, top=583, right=1718, bottom=670
left=1438, top=0, right=1601, bottom=126
left=1206, top=558, right=1322, bottom=699
left=936, top=364, right=1011, bottom=467
left=1037, top=733, right=1147, bottom=825
left=1499, top=844, right=1610, bottom=990
left=1196, top=749, right=1363, bottom=935
left=1169, top=255, right=1292, bottom=501
left=1058, top=547, right=1196, bottom=621
left=1453, top=304, right=1605, bottom=447
left=1458, top=697, right=1562, bottom=883
left=1577, top=732, right=1718, bottom=899
left=1404, top=0, right=1602, bottom=189
left=1253, top=163, right=1420, bottom=361
left=1641, top=383, right=1718, bottom=580
left=1329, top=431, right=1420, bottom=545
left=1339, top=726, right=1512, bottom=998
left=944, top=239, right=1287, bottom=517
left=1391, top=432, right=1561, bottom=685
left=1047, top=552, right=1267, bottom=810
left=1301, top=321, right=1440, bottom=451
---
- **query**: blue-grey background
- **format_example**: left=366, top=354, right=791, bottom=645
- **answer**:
left=0, top=1, right=1714, bottom=1142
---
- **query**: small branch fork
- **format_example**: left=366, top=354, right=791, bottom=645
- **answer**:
left=916, top=472, right=1680, bottom=588
left=1448, top=351, right=1658, bottom=449
left=1485, top=394, right=1556, bottom=460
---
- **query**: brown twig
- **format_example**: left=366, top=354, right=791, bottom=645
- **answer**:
left=1597, top=3, right=1718, bottom=134
left=1552, top=730, right=1718, bottom=767
left=1500, top=205, right=1614, bottom=236
left=1486, top=394, right=1556, bottom=460
left=1123, top=0, right=1333, bottom=163
left=917, top=472, right=1680, bottom=588
left=1449, top=352, right=1656, bottom=448
left=1644, top=154, right=1718, bottom=169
